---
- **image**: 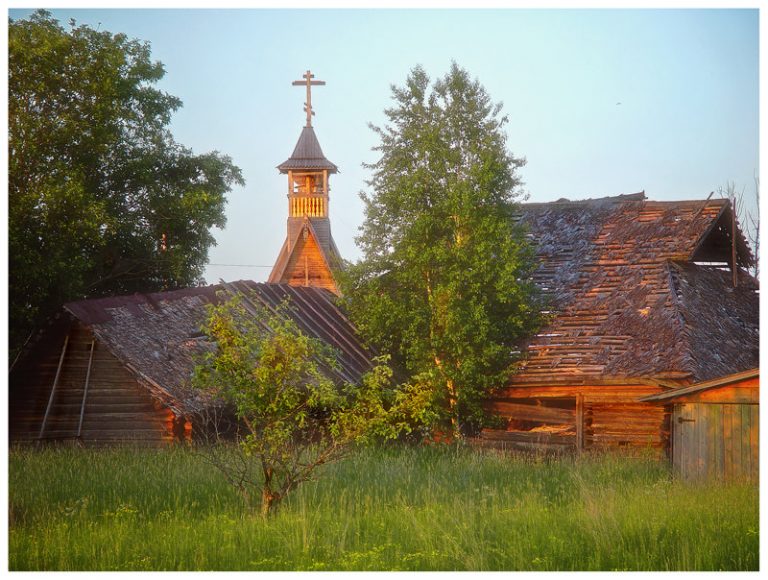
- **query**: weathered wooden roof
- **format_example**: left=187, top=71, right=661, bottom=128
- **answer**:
left=640, top=368, right=758, bottom=403
left=512, top=192, right=758, bottom=386
left=277, top=126, right=338, bottom=173
left=63, top=282, right=373, bottom=414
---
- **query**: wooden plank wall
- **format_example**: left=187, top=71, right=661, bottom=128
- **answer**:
left=10, top=322, right=177, bottom=446
left=673, top=402, right=759, bottom=481
left=283, top=230, right=337, bottom=292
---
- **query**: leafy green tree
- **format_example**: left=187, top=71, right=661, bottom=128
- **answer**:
left=340, top=63, right=540, bottom=437
left=9, top=10, right=244, bottom=353
left=193, top=294, right=433, bottom=517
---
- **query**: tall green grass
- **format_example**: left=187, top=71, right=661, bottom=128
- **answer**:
left=8, top=444, right=758, bottom=571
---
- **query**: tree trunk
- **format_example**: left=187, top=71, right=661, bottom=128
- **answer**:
left=446, top=377, right=460, bottom=439
left=434, top=355, right=460, bottom=440
left=261, top=488, right=276, bottom=518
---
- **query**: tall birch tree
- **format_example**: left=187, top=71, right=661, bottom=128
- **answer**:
left=341, top=63, right=540, bottom=437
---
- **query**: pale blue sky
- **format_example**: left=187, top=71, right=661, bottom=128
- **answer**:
left=9, top=8, right=760, bottom=284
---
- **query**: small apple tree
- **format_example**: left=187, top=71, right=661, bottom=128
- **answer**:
left=193, top=293, right=433, bottom=517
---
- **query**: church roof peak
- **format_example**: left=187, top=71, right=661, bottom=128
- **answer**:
left=277, top=126, right=338, bottom=174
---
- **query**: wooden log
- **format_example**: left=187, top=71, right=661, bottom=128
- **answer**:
left=485, top=402, right=575, bottom=424
left=480, top=429, right=576, bottom=446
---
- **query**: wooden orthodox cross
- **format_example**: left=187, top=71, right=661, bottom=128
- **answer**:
left=292, top=70, right=325, bottom=127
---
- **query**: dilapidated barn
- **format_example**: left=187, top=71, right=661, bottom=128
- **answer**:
left=9, top=282, right=373, bottom=445
left=480, top=192, right=759, bottom=454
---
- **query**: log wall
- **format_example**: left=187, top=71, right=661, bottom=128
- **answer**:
left=9, top=321, right=178, bottom=446
left=480, top=384, right=670, bottom=454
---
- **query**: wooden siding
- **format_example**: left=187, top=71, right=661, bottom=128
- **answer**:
left=10, top=322, right=177, bottom=446
left=673, top=402, right=758, bottom=481
left=481, top=384, right=669, bottom=454
left=282, top=228, right=337, bottom=292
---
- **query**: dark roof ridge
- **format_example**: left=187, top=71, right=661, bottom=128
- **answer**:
left=523, top=192, right=734, bottom=210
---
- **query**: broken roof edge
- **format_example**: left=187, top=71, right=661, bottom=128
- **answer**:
left=639, top=368, right=759, bottom=402
left=663, top=259, right=699, bottom=382
left=523, top=191, right=646, bottom=208
left=521, top=191, right=737, bottom=212
left=687, top=198, right=755, bottom=268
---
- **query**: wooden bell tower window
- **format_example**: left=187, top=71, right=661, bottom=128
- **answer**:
left=287, top=169, right=329, bottom=218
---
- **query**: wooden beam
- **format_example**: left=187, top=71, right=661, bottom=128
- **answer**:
left=485, top=401, right=575, bottom=424
left=38, top=334, right=70, bottom=439
left=76, top=340, right=96, bottom=438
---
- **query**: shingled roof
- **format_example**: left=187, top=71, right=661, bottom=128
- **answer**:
left=63, top=282, right=373, bottom=414
left=277, top=126, right=338, bottom=173
left=514, top=192, right=758, bottom=386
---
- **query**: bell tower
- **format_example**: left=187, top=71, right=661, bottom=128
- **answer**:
left=268, top=70, right=342, bottom=294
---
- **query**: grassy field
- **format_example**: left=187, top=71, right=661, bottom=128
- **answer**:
left=8, top=444, right=759, bottom=571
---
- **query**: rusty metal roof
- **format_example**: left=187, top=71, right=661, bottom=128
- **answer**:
left=277, top=126, right=338, bottom=173
left=64, top=282, right=373, bottom=413
left=511, top=193, right=758, bottom=387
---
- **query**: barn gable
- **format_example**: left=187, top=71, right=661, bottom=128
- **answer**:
left=9, top=318, right=179, bottom=445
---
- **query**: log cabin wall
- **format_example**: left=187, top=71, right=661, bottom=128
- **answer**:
left=481, top=384, right=670, bottom=455
left=9, top=321, right=179, bottom=446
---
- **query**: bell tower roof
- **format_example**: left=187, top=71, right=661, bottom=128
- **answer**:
left=277, top=126, right=338, bottom=174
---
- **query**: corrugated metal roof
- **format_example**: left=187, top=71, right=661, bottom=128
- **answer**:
left=277, top=126, right=338, bottom=173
